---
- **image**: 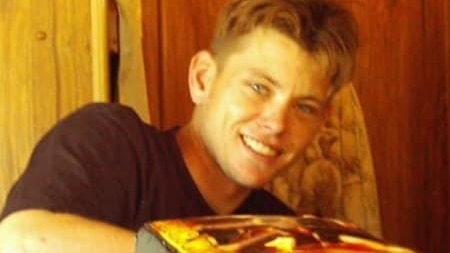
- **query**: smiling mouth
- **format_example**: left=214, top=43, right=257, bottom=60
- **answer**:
left=242, top=135, right=278, bottom=157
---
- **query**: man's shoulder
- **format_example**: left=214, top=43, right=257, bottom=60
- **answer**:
left=60, top=102, right=156, bottom=131
left=73, top=102, right=141, bottom=121
left=41, top=102, right=163, bottom=151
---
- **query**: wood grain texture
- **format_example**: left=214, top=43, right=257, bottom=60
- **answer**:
left=354, top=0, right=426, bottom=247
left=142, top=0, right=162, bottom=126
left=116, top=0, right=150, bottom=122
left=91, top=0, right=110, bottom=101
left=421, top=1, right=449, bottom=251
left=157, top=0, right=227, bottom=129
left=348, top=0, right=449, bottom=252
left=445, top=1, right=450, bottom=252
left=0, top=0, right=94, bottom=210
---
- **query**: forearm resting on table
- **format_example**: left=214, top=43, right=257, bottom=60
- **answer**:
left=0, top=209, right=135, bottom=253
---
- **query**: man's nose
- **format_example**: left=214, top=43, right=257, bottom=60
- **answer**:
left=259, top=103, right=290, bottom=134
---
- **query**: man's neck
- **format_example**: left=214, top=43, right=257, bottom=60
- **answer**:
left=176, top=124, right=251, bottom=214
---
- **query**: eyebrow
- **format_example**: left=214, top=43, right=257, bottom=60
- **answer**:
left=248, top=68, right=281, bottom=87
left=297, top=96, right=326, bottom=105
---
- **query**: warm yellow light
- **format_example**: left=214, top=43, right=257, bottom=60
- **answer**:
left=264, top=236, right=296, bottom=252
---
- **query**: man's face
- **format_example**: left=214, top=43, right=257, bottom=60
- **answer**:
left=193, top=27, right=331, bottom=188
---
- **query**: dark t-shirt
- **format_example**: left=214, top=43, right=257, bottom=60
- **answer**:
left=0, top=103, right=294, bottom=230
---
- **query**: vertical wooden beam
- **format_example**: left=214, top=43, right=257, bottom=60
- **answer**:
left=142, top=0, right=162, bottom=126
left=115, top=0, right=150, bottom=123
left=419, top=0, right=449, bottom=251
left=444, top=1, right=449, bottom=246
left=91, top=0, right=110, bottom=102
left=0, top=0, right=35, bottom=210
left=348, top=0, right=449, bottom=252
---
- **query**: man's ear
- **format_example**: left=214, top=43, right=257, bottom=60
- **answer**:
left=188, top=50, right=217, bottom=105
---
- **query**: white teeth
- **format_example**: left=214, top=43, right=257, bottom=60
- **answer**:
left=242, top=135, right=277, bottom=157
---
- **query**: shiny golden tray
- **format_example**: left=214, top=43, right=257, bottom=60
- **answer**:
left=136, top=215, right=416, bottom=253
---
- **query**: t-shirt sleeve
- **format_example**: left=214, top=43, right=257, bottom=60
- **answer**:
left=0, top=103, right=146, bottom=227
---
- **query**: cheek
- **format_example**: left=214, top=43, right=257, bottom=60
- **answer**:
left=228, top=102, right=255, bottom=118
left=288, top=123, right=322, bottom=150
left=226, top=93, right=260, bottom=119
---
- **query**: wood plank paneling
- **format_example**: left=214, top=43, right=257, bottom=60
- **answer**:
left=142, top=0, right=162, bottom=126
left=421, top=1, right=449, bottom=251
left=445, top=0, right=450, bottom=252
left=0, top=0, right=38, bottom=210
left=349, top=0, right=449, bottom=252
left=157, top=0, right=227, bottom=129
left=0, top=0, right=94, bottom=210
left=374, top=0, right=425, bottom=247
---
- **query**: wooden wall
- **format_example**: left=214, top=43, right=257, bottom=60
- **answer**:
left=0, top=0, right=95, bottom=209
left=142, top=0, right=449, bottom=252
left=143, top=0, right=227, bottom=129
left=349, top=1, right=449, bottom=252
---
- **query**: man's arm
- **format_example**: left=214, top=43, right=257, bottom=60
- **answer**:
left=0, top=209, right=135, bottom=253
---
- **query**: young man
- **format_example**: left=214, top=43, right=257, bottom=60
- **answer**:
left=0, top=0, right=358, bottom=252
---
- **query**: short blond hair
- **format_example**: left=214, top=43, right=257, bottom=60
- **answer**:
left=212, top=0, right=359, bottom=93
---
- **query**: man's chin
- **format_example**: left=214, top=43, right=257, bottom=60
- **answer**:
left=232, top=175, right=273, bottom=189
left=224, top=164, right=278, bottom=188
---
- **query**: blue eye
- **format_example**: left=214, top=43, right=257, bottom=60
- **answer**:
left=296, top=103, right=321, bottom=117
left=250, top=83, right=268, bottom=95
